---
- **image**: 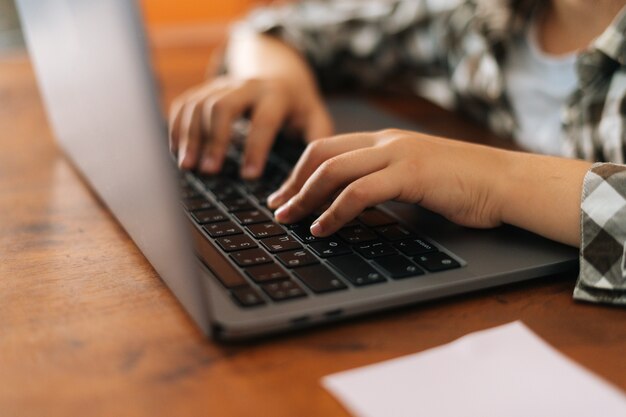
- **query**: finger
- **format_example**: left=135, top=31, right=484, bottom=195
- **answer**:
left=169, top=99, right=183, bottom=153
left=310, top=167, right=403, bottom=236
left=241, top=96, right=288, bottom=179
left=171, top=83, right=226, bottom=166
left=267, top=132, right=377, bottom=209
left=274, top=147, right=390, bottom=224
left=304, top=105, right=334, bottom=142
left=169, top=91, right=194, bottom=154
left=178, top=98, right=204, bottom=169
left=199, top=84, right=259, bottom=173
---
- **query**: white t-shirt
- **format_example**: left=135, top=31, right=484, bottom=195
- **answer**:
left=504, top=20, right=578, bottom=156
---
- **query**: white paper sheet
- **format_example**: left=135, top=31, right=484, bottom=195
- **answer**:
left=322, top=321, right=626, bottom=417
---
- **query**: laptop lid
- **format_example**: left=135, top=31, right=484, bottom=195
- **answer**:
left=18, top=0, right=580, bottom=342
left=16, top=0, right=213, bottom=334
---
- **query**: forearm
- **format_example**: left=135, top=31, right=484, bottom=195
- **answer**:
left=499, top=151, right=592, bottom=247
left=225, top=31, right=319, bottom=96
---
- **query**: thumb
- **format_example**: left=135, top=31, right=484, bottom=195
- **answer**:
left=304, top=105, right=334, bottom=142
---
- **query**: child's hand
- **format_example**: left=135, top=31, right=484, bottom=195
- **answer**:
left=267, top=130, right=513, bottom=237
left=169, top=75, right=333, bottom=178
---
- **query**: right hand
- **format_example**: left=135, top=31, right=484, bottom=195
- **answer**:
left=169, top=76, right=334, bottom=179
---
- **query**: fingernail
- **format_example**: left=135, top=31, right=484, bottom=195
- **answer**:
left=274, top=203, right=291, bottom=222
left=310, top=221, right=323, bottom=236
left=242, top=164, right=259, bottom=179
left=201, top=156, right=217, bottom=173
left=179, top=153, right=193, bottom=170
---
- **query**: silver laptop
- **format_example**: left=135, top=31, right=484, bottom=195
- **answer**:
left=17, top=0, right=578, bottom=341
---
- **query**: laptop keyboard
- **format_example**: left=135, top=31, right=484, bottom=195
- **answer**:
left=179, top=148, right=462, bottom=308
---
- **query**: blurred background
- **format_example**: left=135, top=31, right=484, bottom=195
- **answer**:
left=142, top=0, right=271, bottom=25
left=0, top=0, right=277, bottom=53
left=0, top=0, right=23, bottom=51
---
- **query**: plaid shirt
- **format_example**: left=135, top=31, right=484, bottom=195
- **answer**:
left=241, top=0, right=626, bottom=306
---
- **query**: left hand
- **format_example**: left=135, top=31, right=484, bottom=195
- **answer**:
left=267, top=129, right=514, bottom=237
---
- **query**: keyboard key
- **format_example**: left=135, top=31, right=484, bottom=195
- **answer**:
left=308, top=239, right=352, bottom=258
left=415, top=252, right=461, bottom=272
left=201, top=176, right=227, bottom=191
left=374, top=255, right=423, bottom=279
left=233, top=209, right=271, bottom=225
left=375, top=224, right=414, bottom=241
left=358, top=209, right=397, bottom=227
left=395, top=238, right=437, bottom=256
left=327, top=254, right=386, bottom=286
left=311, top=203, right=331, bottom=217
left=182, top=197, right=213, bottom=212
left=337, top=225, right=378, bottom=244
left=260, top=235, right=302, bottom=253
left=230, top=286, right=266, bottom=307
left=219, top=156, right=240, bottom=179
left=230, top=248, right=272, bottom=267
left=276, top=249, right=319, bottom=268
left=252, top=188, right=274, bottom=206
left=245, top=180, right=276, bottom=205
left=179, top=177, right=193, bottom=188
left=354, top=240, right=397, bottom=259
left=246, top=263, right=290, bottom=283
left=243, top=180, right=267, bottom=194
left=203, top=221, right=243, bottom=238
left=222, top=197, right=254, bottom=213
left=260, top=279, right=307, bottom=301
left=290, top=223, right=325, bottom=242
left=191, top=208, right=228, bottom=224
left=261, top=160, right=287, bottom=182
left=213, top=185, right=243, bottom=200
left=191, top=225, right=250, bottom=289
left=246, top=222, right=286, bottom=239
left=215, top=235, right=257, bottom=252
left=180, top=188, right=200, bottom=199
left=284, top=217, right=314, bottom=229
left=293, top=264, right=348, bottom=293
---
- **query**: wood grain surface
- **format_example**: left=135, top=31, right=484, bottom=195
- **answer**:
left=0, top=32, right=624, bottom=417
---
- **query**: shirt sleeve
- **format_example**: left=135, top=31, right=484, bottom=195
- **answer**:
left=236, top=0, right=460, bottom=91
left=575, top=163, right=626, bottom=305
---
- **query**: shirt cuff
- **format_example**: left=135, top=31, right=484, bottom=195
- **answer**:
left=575, top=162, right=626, bottom=305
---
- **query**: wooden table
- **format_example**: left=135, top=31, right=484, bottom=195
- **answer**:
left=1, top=33, right=625, bottom=417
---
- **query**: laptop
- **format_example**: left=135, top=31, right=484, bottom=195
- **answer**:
left=17, top=0, right=578, bottom=341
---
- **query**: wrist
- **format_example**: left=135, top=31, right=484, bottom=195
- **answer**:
left=497, top=150, right=592, bottom=246
left=496, top=150, right=529, bottom=227
left=226, top=32, right=316, bottom=91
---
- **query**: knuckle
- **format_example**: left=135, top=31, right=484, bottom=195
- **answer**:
left=211, top=97, right=231, bottom=116
left=289, top=194, right=307, bottom=213
left=192, top=98, right=206, bottom=116
left=241, top=77, right=261, bottom=91
left=307, top=138, right=330, bottom=158
left=344, top=184, right=369, bottom=204
left=378, top=128, right=404, bottom=137
left=254, top=113, right=281, bottom=131
left=377, top=129, right=408, bottom=146
left=386, top=136, right=407, bottom=148
left=324, top=208, right=342, bottom=226
left=317, top=158, right=338, bottom=179
left=185, top=97, right=203, bottom=114
left=281, top=181, right=298, bottom=197
left=258, top=77, right=278, bottom=90
left=384, top=136, right=413, bottom=154
left=306, top=139, right=323, bottom=155
left=208, top=77, right=227, bottom=89
left=169, top=97, right=185, bottom=115
left=300, top=144, right=317, bottom=164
